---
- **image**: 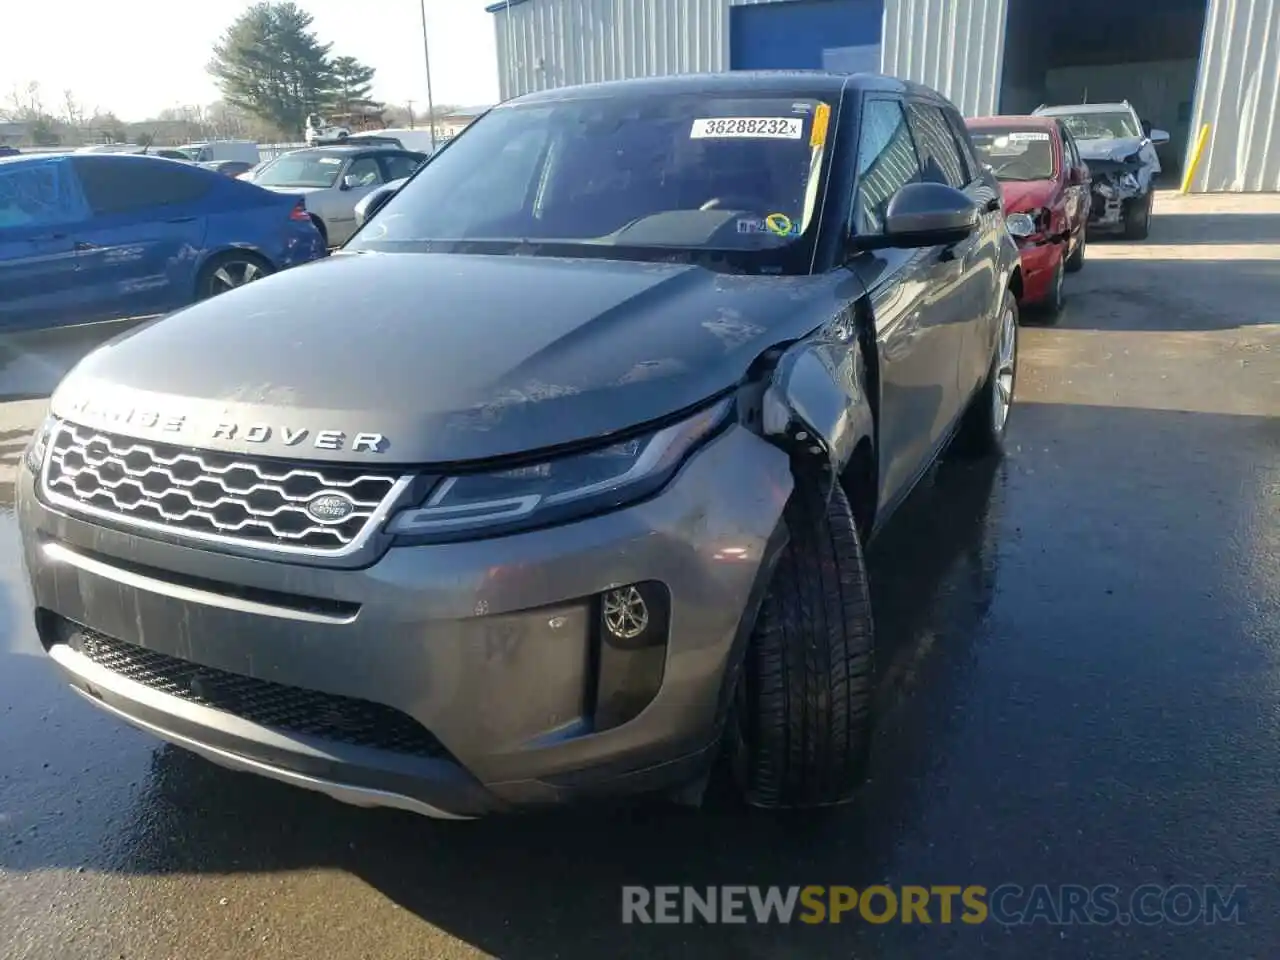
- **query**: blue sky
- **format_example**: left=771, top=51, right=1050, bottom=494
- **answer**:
left=2, top=0, right=500, bottom=121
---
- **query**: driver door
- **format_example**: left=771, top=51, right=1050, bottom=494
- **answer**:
left=849, top=97, right=962, bottom=511
left=1058, top=126, right=1089, bottom=238
left=328, top=155, right=385, bottom=245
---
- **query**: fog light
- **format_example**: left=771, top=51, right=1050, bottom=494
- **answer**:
left=591, top=581, right=670, bottom=731
left=603, top=586, right=650, bottom=642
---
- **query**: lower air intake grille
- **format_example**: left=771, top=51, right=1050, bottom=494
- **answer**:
left=71, top=629, right=449, bottom=759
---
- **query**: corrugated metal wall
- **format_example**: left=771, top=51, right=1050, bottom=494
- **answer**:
left=492, top=0, right=1009, bottom=118
left=1187, top=0, right=1280, bottom=192
left=882, top=0, right=1008, bottom=116
left=492, top=0, right=771, bottom=100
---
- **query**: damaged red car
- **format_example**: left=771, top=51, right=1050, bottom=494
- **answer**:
left=966, top=116, right=1090, bottom=320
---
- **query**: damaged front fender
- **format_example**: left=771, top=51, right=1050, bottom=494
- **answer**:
left=759, top=312, right=874, bottom=496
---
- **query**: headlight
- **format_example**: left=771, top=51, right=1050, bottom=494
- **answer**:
left=23, top=416, right=54, bottom=475
left=1005, top=212, right=1036, bottom=238
left=386, top=398, right=732, bottom=542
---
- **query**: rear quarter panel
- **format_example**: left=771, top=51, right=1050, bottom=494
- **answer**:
left=198, top=179, right=325, bottom=288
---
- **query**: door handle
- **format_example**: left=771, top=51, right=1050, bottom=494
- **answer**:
left=165, top=216, right=197, bottom=223
left=74, top=241, right=101, bottom=251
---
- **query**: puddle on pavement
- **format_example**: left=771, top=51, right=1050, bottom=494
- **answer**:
left=0, top=511, right=39, bottom=657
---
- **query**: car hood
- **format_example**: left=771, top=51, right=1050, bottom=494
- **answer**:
left=50, top=252, right=848, bottom=464
left=1076, top=136, right=1146, bottom=163
left=999, top=179, right=1057, bottom=213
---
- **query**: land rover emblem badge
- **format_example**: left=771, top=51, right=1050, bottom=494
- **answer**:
left=306, top=492, right=356, bottom=524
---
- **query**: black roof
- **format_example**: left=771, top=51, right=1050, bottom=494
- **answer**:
left=506, top=70, right=948, bottom=105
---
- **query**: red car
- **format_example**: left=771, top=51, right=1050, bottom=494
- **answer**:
left=966, top=116, right=1090, bottom=320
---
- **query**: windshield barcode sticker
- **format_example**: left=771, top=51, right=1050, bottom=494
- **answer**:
left=1006, top=132, right=1050, bottom=141
left=691, top=118, right=804, bottom=140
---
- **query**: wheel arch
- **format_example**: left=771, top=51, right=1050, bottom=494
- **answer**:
left=1008, top=263, right=1024, bottom=302
left=308, top=213, right=329, bottom=245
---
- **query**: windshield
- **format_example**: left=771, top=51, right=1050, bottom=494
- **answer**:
left=1052, top=111, right=1140, bottom=141
left=254, top=152, right=345, bottom=188
left=347, top=92, right=835, bottom=273
left=970, top=128, right=1056, bottom=181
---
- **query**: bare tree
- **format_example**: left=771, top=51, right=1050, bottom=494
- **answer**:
left=62, top=89, right=85, bottom=127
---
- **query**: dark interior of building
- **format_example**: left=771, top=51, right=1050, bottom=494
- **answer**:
left=999, top=0, right=1210, bottom=177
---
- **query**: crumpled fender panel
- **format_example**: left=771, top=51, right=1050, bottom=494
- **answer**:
left=758, top=309, right=874, bottom=495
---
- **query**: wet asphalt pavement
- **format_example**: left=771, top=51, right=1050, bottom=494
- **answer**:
left=1, top=193, right=1277, bottom=959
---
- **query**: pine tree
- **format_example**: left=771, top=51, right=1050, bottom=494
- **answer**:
left=208, top=2, right=335, bottom=137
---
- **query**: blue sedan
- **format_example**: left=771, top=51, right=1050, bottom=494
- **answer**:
left=0, top=153, right=327, bottom=332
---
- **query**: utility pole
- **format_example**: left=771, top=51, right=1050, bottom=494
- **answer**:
left=418, top=0, right=438, bottom=151
left=406, top=100, right=416, bottom=129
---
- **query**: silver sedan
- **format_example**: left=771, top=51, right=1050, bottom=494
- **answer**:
left=249, top=146, right=427, bottom=247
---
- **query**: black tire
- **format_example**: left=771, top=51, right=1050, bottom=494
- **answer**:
left=953, top=288, right=1018, bottom=458
left=1122, top=192, right=1152, bottom=240
left=1065, top=229, right=1086, bottom=272
left=730, top=479, right=875, bottom=810
left=308, top=214, right=329, bottom=247
left=1040, top=257, right=1065, bottom=323
left=196, top=252, right=273, bottom=300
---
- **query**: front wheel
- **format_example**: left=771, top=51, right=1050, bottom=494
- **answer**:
left=1040, top=256, right=1065, bottom=323
left=729, top=480, right=875, bottom=810
left=1123, top=192, right=1152, bottom=241
left=953, top=288, right=1018, bottom=458
left=1065, top=229, right=1086, bottom=272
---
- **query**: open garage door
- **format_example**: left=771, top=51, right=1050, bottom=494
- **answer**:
left=730, top=0, right=883, bottom=73
left=998, top=0, right=1208, bottom=182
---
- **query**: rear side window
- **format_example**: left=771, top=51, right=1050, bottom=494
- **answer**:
left=907, top=103, right=969, bottom=189
left=72, top=158, right=211, bottom=216
left=381, top=152, right=425, bottom=181
left=852, top=98, right=922, bottom=235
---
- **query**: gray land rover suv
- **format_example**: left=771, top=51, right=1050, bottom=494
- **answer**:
left=19, top=72, right=1022, bottom=818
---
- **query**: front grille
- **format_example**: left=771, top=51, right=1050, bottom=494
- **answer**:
left=71, top=628, right=450, bottom=759
left=44, top=421, right=400, bottom=553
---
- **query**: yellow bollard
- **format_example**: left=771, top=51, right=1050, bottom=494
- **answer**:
left=1180, top=124, right=1211, bottom=194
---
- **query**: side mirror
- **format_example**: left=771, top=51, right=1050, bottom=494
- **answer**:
left=1149, top=128, right=1171, bottom=146
left=874, top=182, right=979, bottom=249
left=340, top=174, right=359, bottom=191
left=355, top=185, right=397, bottom=228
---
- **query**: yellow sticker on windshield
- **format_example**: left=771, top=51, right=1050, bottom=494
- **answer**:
left=810, top=103, right=831, bottom=148
left=765, top=213, right=794, bottom=237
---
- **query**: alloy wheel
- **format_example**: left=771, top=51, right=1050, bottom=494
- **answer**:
left=209, top=260, right=263, bottom=295
left=992, top=303, right=1016, bottom=433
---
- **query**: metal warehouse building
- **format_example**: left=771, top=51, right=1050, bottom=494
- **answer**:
left=488, top=0, right=1280, bottom=192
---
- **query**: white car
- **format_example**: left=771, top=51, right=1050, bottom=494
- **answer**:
left=175, top=140, right=261, bottom=165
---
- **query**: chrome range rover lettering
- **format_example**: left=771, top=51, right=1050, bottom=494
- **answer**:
left=211, top=423, right=387, bottom=453
left=65, top=398, right=388, bottom=453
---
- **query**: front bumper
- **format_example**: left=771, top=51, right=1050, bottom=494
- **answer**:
left=1014, top=239, right=1064, bottom=305
left=19, top=424, right=794, bottom=817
